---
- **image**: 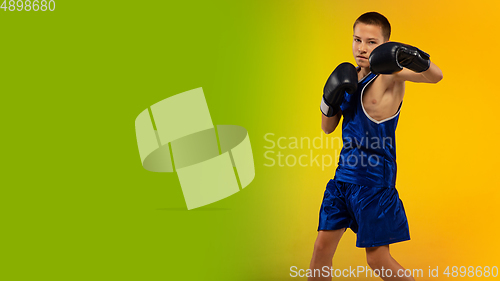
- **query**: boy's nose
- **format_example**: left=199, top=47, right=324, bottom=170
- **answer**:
left=358, top=44, right=367, bottom=53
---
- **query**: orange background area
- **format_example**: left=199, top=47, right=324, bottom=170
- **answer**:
left=250, top=0, right=500, bottom=278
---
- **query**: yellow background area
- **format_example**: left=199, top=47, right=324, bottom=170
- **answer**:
left=251, top=0, right=500, bottom=279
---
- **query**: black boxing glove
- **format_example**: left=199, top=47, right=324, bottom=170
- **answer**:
left=369, top=42, right=430, bottom=74
left=320, top=62, right=358, bottom=117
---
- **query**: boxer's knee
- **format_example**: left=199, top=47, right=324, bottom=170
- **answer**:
left=366, top=245, right=391, bottom=269
left=312, top=229, right=345, bottom=258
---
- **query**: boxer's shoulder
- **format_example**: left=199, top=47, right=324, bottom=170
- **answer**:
left=361, top=73, right=404, bottom=121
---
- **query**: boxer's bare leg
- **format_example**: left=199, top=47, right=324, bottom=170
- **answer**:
left=365, top=245, right=415, bottom=281
left=308, top=229, right=345, bottom=280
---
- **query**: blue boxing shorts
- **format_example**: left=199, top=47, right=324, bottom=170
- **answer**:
left=317, top=179, right=410, bottom=248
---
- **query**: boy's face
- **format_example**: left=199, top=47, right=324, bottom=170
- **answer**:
left=352, top=23, right=387, bottom=68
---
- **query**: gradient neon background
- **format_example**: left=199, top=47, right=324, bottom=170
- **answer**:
left=1, top=0, right=499, bottom=280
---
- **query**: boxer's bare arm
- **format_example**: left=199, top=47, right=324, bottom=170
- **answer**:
left=393, top=61, right=443, bottom=83
left=321, top=111, right=342, bottom=134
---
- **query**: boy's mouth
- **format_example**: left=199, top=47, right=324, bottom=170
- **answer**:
left=357, top=56, right=368, bottom=60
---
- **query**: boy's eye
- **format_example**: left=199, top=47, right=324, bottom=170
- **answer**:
left=354, top=39, right=361, bottom=42
left=369, top=41, right=376, bottom=44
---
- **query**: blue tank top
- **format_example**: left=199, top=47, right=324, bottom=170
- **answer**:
left=334, top=71, right=402, bottom=188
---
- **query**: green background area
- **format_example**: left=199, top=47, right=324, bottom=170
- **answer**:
left=1, top=1, right=293, bottom=280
